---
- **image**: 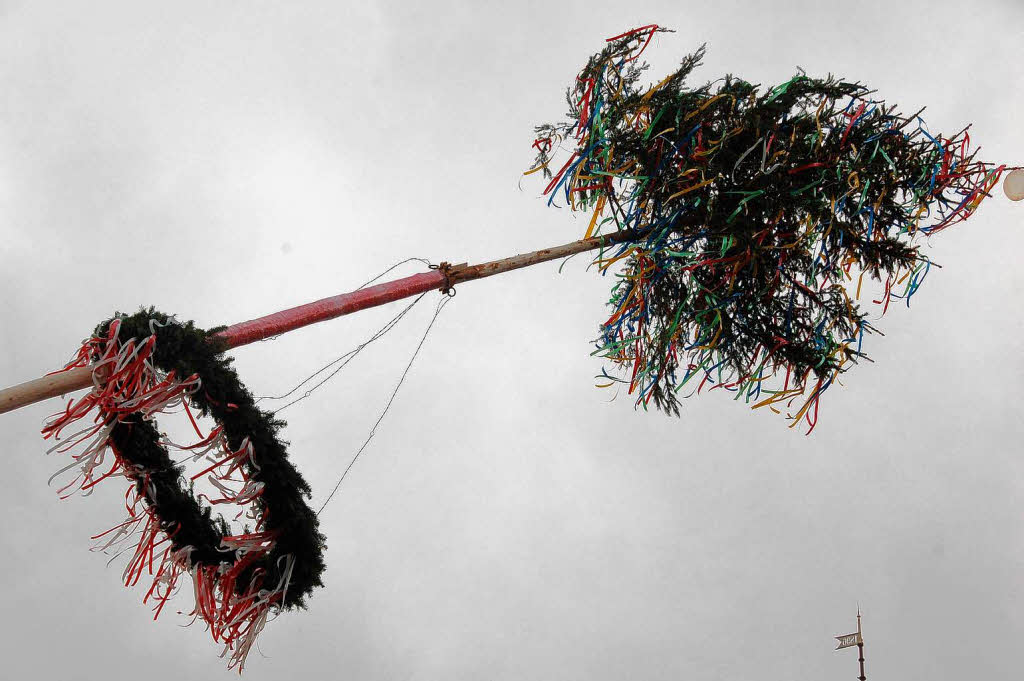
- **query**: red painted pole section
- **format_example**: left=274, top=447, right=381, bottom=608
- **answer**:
left=215, top=270, right=447, bottom=349
left=0, top=270, right=448, bottom=415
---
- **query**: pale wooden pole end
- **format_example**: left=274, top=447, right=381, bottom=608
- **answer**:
left=0, top=366, right=94, bottom=415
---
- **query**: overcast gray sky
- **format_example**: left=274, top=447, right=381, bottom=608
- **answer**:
left=2, top=1, right=1023, bottom=679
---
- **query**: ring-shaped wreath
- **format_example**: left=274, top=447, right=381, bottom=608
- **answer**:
left=42, top=308, right=325, bottom=670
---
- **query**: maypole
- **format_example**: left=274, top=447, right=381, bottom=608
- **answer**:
left=0, top=224, right=661, bottom=415
left=2, top=22, right=1020, bottom=671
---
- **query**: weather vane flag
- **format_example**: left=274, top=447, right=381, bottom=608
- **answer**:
left=835, top=608, right=867, bottom=680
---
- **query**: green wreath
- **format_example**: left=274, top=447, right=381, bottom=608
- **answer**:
left=44, top=308, right=325, bottom=669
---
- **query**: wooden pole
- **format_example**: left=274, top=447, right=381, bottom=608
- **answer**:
left=0, top=271, right=447, bottom=415
left=0, top=367, right=98, bottom=415
left=217, top=271, right=447, bottom=348
left=0, top=225, right=656, bottom=416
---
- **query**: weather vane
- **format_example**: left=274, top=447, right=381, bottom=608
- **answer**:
left=835, top=607, right=867, bottom=680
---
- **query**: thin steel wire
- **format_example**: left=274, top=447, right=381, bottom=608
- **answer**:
left=257, top=294, right=428, bottom=413
left=316, top=294, right=451, bottom=515
left=255, top=257, right=436, bottom=411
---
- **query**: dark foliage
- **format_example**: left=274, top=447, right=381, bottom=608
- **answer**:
left=529, top=27, right=1007, bottom=428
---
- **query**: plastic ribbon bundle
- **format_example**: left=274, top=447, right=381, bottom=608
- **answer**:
left=528, top=25, right=1009, bottom=432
